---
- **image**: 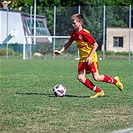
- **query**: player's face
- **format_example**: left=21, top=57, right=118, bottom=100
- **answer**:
left=72, top=20, right=81, bottom=30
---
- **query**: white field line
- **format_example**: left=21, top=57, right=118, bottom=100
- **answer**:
left=110, top=127, right=133, bottom=133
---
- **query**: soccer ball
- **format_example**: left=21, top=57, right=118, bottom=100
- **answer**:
left=53, top=84, right=66, bottom=97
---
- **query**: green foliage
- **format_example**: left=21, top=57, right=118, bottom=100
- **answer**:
left=97, top=51, right=133, bottom=56
left=82, top=6, right=103, bottom=47
left=106, top=6, right=129, bottom=27
left=34, top=42, right=53, bottom=55
left=0, top=48, right=16, bottom=56
left=36, top=6, right=54, bottom=35
left=116, top=52, right=133, bottom=55
left=8, top=0, right=133, bottom=8
left=103, top=0, right=132, bottom=6
left=1, top=59, right=132, bottom=132
left=34, top=40, right=77, bottom=56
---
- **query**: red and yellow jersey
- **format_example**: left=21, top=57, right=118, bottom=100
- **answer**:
left=69, top=28, right=97, bottom=62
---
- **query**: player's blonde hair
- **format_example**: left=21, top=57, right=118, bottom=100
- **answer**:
left=71, top=14, right=84, bottom=23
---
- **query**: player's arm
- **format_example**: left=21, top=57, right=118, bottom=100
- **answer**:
left=86, top=42, right=98, bottom=65
left=53, top=41, right=72, bottom=55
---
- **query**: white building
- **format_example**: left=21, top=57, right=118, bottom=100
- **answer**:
left=0, top=9, right=51, bottom=44
left=106, top=27, right=133, bottom=53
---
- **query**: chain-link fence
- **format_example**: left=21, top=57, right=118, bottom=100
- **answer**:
left=0, top=5, right=132, bottom=59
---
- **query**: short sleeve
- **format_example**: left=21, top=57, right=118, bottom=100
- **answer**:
left=83, top=33, right=96, bottom=45
left=68, top=36, right=74, bottom=43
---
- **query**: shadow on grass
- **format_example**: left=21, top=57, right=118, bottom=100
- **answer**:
left=15, top=92, right=108, bottom=98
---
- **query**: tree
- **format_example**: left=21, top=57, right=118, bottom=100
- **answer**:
left=5, top=0, right=133, bottom=9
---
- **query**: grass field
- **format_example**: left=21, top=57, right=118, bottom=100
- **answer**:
left=0, top=59, right=132, bottom=133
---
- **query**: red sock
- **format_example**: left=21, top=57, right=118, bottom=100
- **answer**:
left=84, top=78, right=102, bottom=92
left=103, top=75, right=117, bottom=84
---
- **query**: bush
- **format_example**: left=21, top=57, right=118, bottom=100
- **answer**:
left=97, top=51, right=133, bottom=56
left=0, top=48, right=16, bottom=56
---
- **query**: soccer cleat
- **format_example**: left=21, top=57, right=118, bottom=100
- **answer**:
left=90, top=90, right=104, bottom=98
left=114, top=76, right=123, bottom=91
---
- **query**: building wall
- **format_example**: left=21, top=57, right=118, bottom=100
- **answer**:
left=0, top=10, right=25, bottom=44
left=0, top=9, right=51, bottom=45
left=106, top=27, right=133, bottom=53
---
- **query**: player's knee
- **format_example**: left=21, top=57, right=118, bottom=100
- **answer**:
left=77, top=75, right=84, bottom=82
left=93, top=76, right=100, bottom=81
left=93, top=74, right=104, bottom=81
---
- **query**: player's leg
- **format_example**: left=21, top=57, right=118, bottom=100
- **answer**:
left=77, top=62, right=104, bottom=98
left=77, top=70, right=103, bottom=92
left=92, top=73, right=123, bottom=91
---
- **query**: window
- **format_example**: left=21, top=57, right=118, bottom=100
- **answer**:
left=38, top=21, right=45, bottom=28
left=113, top=37, right=123, bottom=47
left=23, top=17, right=49, bottom=36
left=22, top=14, right=51, bottom=43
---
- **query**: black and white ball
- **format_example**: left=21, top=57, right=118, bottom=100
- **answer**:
left=53, top=84, right=66, bottom=97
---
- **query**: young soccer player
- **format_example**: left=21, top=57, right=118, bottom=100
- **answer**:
left=53, top=14, right=123, bottom=98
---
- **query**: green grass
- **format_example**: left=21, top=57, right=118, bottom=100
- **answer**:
left=0, top=59, right=132, bottom=133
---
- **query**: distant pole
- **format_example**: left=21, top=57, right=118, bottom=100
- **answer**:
left=34, top=0, right=36, bottom=45
left=128, top=5, right=131, bottom=60
left=102, top=5, right=106, bottom=60
left=6, top=8, right=8, bottom=58
left=30, top=6, right=32, bottom=59
left=53, top=6, right=56, bottom=59
left=23, top=38, right=26, bottom=59
left=77, top=5, right=80, bottom=58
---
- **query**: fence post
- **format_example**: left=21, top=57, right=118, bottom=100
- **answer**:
left=102, top=5, right=106, bottom=60
left=77, top=5, right=80, bottom=58
left=23, top=37, right=26, bottom=59
left=30, top=6, right=32, bottom=59
left=6, top=8, right=9, bottom=58
left=53, top=6, right=56, bottom=59
left=128, top=5, right=131, bottom=60
left=34, top=0, right=36, bottom=45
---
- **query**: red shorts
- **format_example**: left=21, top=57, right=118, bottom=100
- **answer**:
left=78, top=62, right=99, bottom=74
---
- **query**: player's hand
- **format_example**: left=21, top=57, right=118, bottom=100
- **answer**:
left=86, top=57, right=92, bottom=65
left=53, top=50, right=61, bottom=55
